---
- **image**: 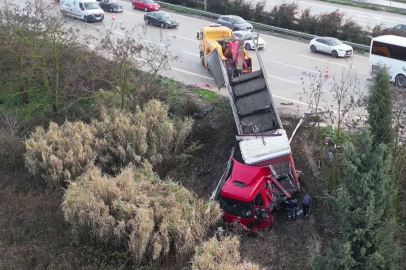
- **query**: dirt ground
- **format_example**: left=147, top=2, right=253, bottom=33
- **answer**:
left=176, top=87, right=331, bottom=270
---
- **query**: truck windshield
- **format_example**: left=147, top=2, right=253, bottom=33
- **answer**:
left=84, top=3, right=100, bottom=10
left=219, top=195, right=252, bottom=218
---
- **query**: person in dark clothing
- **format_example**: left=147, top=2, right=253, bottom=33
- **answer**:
left=302, top=194, right=312, bottom=219
left=286, top=199, right=297, bottom=221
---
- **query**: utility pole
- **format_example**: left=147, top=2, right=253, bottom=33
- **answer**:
left=204, top=0, right=207, bottom=11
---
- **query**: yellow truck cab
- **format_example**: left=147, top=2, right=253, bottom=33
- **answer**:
left=197, top=24, right=252, bottom=78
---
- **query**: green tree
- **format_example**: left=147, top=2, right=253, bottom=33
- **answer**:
left=367, top=66, right=393, bottom=146
left=312, top=130, right=400, bottom=270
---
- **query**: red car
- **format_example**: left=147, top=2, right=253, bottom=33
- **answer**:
left=132, top=0, right=160, bottom=12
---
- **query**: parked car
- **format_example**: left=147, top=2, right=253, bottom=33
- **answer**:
left=99, top=0, right=123, bottom=13
left=383, top=24, right=406, bottom=36
left=132, top=0, right=160, bottom=12
left=309, top=37, right=353, bottom=58
left=233, top=31, right=266, bottom=50
left=217, top=15, right=253, bottom=31
left=144, top=11, right=178, bottom=28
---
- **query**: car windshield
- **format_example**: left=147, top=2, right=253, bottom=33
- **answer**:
left=109, top=0, right=118, bottom=3
left=242, top=32, right=253, bottom=39
left=329, top=39, right=343, bottom=46
left=232, top=16, right=246, bottom=24
left=145, top=0, right=155, bottom=3
left=84, top=3, right=100, bottom=9
left=161, top=13, right=171, bottom=19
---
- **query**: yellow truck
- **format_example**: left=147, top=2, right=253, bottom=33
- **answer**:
left=197, top=24, right=252, bottom=80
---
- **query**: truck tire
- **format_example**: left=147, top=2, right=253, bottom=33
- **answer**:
left=395, top=74, right=406, bottom=88
left=84, top=16, right=89, bottom=23
left=201, top=56, right=205, bottom=66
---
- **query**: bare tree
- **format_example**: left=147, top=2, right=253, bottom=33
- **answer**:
left=301, top=66, right=328, bottom=122
left=98, top=24, right=180, bottom=110
left=325, top=63, right=366, bottom=139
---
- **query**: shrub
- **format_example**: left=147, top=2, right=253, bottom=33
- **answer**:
left=62, top=164, right=221, bottom=263
left=314, top=10, right=344, bottom=37
left=192, top=236, right=260, bottom=270
left=269, top=3, right=298, bottom=29
left=298, top=8, right=318, bottom=34
left=24, top=121, right=97, bottom=188
left=339, top=19, right=365, bottom=43
left=93, top=100, right=194, bottom=175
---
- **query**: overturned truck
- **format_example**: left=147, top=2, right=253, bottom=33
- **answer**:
left=197, top=24, right=300, bottom=231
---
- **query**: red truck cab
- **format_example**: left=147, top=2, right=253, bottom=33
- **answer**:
left=218, top=158, right=275, bottom=230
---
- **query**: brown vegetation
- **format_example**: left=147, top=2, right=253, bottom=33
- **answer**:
left=192, top=236, right=260, bottom=270
left=63, top=164, right=221, bottom=264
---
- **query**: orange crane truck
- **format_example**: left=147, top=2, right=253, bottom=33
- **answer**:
left=197, top=24, right=301, bottom=231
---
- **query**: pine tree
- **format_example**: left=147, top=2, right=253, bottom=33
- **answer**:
left=312, top=130, right=400, bottom=270
left=367, top=66, right=393, bottom=146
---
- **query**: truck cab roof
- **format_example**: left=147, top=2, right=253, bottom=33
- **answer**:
left=220, top=158, right=270, bottom=202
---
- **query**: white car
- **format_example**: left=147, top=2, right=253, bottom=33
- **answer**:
left=233, top=31, right=266, bottom=50
left=309, top=37, right=353, bottom=58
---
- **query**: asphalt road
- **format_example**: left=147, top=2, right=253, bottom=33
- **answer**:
left=251, top=0, right=406, bottom=29
left=3, top=0, right=373, bottom=115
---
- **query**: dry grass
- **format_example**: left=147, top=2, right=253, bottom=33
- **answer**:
left=192, top=236, right=261, bottom=270
left=24, top=121, right=97, bottom=188
left=92, top=100, right=194, bottom=175
left=62, top=163, right=220, bottom=264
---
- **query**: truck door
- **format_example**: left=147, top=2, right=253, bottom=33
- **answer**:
left=253, top=191, right=273, bottom=229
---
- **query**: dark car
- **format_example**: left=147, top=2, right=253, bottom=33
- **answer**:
left=144, top=11, right=179, bottom=28
left=217, top=15, right=253, bottom=31
left=99, top=0, right=123, bottom=13
left=383, top=24, right=406, bottom=36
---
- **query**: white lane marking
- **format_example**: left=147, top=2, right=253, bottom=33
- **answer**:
left=299, top=54, right=355, bottom=68
left=267, top=75, right=299, bottom=84
left=273, top=95, right=309, bottom=106
left=170, top=67, right=214, bottom=80
left=183, top=51, right=200, bottom=57
left=113, top=30, right=125, bottom=35
left=268, top=59, right=319, bottom=73
left=108, top=17, right=123, bottom=22
left=145, top=40, right=163, bottom=46
left=167, top=33, right=199, bottom=43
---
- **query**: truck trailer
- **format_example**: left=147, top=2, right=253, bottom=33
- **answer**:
left=197, top=24, right=300, bottom=231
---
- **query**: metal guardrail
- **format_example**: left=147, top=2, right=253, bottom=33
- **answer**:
left=156, top=1, right=370, bottom=52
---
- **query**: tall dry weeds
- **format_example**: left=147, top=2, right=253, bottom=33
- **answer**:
left=62, top=163, right=220, bottom=263
left=24, top=121, right=97, bottom=188
left=192, top=236, right=261, bottom=270
left=93, top=100, right=194, bottom=174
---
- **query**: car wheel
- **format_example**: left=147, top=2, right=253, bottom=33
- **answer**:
left=132, top=3, right=136, bottom=9
left=245, top=43, right=251, bottom=50
left=145, top=18, right=149, bottom=25
left=110, top=8, right=113, bottom=13
left=331, top=50, right=338, bottom=58
left=144, top=7, right=148, bottom=12
left=395, top=74, right=406, bottom=88
left=161, top=22, right=166, bottom=29
left=234, top=27, right=239, bottom=31
left=310, top=45, right=317, bottom=53
left=84, top=16, right=88, bottom=23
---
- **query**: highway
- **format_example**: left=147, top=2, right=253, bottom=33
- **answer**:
left=4, top=0, right=374, bottom=115
left=251, top=0, right=406, bottom=29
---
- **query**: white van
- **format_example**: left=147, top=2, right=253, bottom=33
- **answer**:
left=61, top=0, right=104, bottom=23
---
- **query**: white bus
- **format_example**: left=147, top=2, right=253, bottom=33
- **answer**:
left=369, top=35, right=406, bottom=88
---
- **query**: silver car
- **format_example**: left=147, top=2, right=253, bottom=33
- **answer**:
left=309, top=37, right=353, bottom=58
left=217, top=15, right=253, bottom=31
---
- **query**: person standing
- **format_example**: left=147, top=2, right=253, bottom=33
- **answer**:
left=302, top=194, right=312, bottom=219
left=286, top=198, right=297, bottom=221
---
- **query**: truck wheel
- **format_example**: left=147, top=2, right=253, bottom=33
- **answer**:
left=84, top=16, right=89, bottom=23
left=395, top=74, right=406, bottom=88
left=201, top=56, right=205, bottom=66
